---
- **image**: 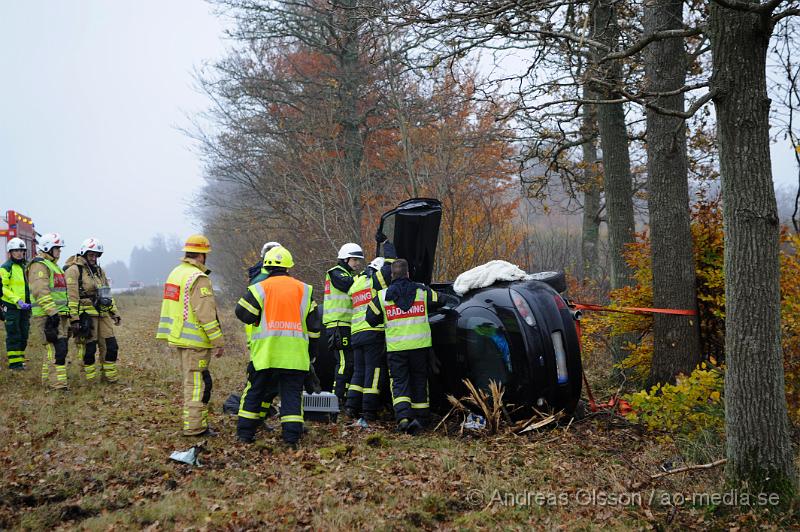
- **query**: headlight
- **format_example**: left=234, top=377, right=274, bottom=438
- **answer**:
left=510, top=289, right=536, bottom=327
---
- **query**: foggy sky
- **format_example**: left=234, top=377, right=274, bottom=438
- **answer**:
left=0, top=0, right=227, bottom=265
left=0, top=1, right=797, bottom=267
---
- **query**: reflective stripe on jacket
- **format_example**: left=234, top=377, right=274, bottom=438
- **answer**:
left=0, top=260, right=29, bottom=306
left=323, top=264, right=353, bottom=326
left=349, top=273, right=382, bottom=336
left=28, top=256, right=68, bottom=317
left=378, top=287, right=432, bottom=352
left=156, top=261, right=219, bottom=348
left=249, top=275, right=314, bottom=371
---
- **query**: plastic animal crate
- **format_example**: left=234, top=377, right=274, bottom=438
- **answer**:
left=303, top=392, right=339, bottom=420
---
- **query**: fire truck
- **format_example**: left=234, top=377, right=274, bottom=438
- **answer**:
left=0, top=210, right=37, bottom=261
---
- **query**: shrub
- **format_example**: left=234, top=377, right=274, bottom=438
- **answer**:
left=580, top=193, right=800, bottom=424
left=626, top=363, right=724, bottom=440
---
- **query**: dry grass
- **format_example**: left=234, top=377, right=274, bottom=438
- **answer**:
left=0, top=292, right=796, bottom=530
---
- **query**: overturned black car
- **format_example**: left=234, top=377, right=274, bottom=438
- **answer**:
left=316, top=198, right=583, bottom=415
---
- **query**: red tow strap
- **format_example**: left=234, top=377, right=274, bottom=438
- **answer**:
left=569, top=301, right=689, bottom=414
left=571, top=302, right=697, bottom=316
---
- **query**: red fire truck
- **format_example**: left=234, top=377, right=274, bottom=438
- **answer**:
left=0, top=210, right=37, bottom=261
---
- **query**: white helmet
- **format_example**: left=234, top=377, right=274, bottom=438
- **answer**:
left=39, top=233, right=65, bottom=253
left=79, top=237, right=104, bottom=256
left=368, top=257, right=385, bottom=271
left=337, top=243, right=364, bottom=260
left=6, top=238, right=26, bottom=252
left=260, top=241, right=281, bottom=258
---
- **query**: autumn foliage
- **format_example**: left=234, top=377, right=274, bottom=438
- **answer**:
left=581, top=193, right=800, bottom=425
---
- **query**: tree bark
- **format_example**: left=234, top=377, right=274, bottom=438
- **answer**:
left=708, top=0, right=797, bottom=497
left=590, top=0, right=637, bottom=369
left=590, top=0, right=636, bottom=293
left=644, top=0, right=702, bottom=386
left=335, top=0, right=366, bottom=242
left=580, top=93, right=602, bottom=282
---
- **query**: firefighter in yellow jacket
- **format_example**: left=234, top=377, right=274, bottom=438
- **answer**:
left=156, top=235, right=224, bottom=437
left=27, top=233, right=71, bottom=390
left=65, top=238, right=121, bottom=383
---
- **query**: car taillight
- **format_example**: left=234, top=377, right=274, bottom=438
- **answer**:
left=552, top=331, right=569, bottom=384
left=510, top=289, right=536, bottom=327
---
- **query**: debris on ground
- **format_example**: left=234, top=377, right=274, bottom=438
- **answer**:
left=461, top=413, right=486, bottom=431
left=169, top=445, right=203, bottom=466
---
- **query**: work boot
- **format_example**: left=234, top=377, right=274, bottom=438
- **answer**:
left=237, top=434, right=255, bottom=444
left=405, top=419, right=423, bottom=435
left=397, top=418, right=411, bottom=433
left=9, top=363, right=25, bottom=371
left=187, top=427, right=219, bottom=438
left=342, top=406, right=358, bottom=420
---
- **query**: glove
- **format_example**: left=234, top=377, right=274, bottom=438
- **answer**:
left=45, top=315, right=61, bottom=343
left=375, top=230, right=387, bottom=244
left=70, top=320, right=81, bottom=338
left=112, top=315, right=122, bottom=326
left=18, top=301, right=32, bottom=311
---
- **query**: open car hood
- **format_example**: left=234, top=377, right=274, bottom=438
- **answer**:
left=377, top=198, right=442, bottom=285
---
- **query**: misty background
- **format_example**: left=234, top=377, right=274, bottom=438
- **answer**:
left=1, top=1, right=798, bottom=288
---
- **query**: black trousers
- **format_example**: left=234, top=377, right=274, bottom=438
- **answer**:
left=387, top=347, right=430, bottom=423
left=346, top=341, right=388, bottom=419
left=330, top=326, right=353, bottom=401
left=238, top=364, right=306, bottom=443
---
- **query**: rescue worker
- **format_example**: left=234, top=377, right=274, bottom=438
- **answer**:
left=246, top=241, right=322, bottom=423
left=324, top=242, right=364, bottom=403
left=156, top=234, right=224, bottom=437
left=64, top=238, right=121, bottom=383
left=344, top=234, right=396, bottom=422
left=248, top=241, right=281, bottom=283
left=1, top=238, right=32, bottom=370
left=235, top=246, right=321, bottom=446
left=366, top=258, right=456, bottom=434
left=27, top=233, right=70, bottom=389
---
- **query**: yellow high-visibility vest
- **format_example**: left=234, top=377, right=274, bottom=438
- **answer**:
left=156, top=262, right=215, bottom=349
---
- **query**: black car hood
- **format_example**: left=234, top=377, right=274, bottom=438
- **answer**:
left=377, top=198, right=442, bottom=285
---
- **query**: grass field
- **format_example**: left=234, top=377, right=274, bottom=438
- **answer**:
left=0, top=290, right=796, bottom=530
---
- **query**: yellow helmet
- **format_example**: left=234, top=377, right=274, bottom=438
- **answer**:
left=263, top=245, right=294, bottom=269
left=182, top=234, right=212, bottom=254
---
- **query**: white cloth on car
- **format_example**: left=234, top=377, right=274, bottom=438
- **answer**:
left=453, top=260, right=530, bottom=296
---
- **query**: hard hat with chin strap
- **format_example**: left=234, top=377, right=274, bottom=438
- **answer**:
left=182, top=234, right=211, bottom=254
left=6, top=238, right=26, bottom=252
left=79, top=237, right=104, bottom=256
left=39, top=233, right=65, bottom=253
left=263, top=246, right=294, bottom=269
left=337, top=243, right=364, bottom=260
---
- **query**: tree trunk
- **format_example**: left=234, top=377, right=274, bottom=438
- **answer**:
left=590, top=0, right=636, bottom=293
left=709, top=1, right=797, bottom=497
left=644, top=0, right=702, bottom=386
left=590, top=0, right=637, bottom=369
left=336, top=0, right=366, bottom=242
left=580, top=93, right=602, bottom=282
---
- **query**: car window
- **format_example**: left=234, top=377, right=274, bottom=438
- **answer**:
left=459, top=314, right=511, bottom=391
